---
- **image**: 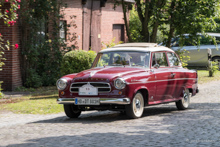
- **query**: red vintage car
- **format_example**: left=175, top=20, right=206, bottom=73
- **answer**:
left=57, top=43, right=198, bottom=119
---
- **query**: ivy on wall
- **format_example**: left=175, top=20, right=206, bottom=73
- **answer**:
left=0, top=0, right=20, bottom=97
left=19, top=0, right=76, bottom=87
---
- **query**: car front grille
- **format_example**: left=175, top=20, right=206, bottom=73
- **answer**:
left=70, top=82, right=111, bottom=93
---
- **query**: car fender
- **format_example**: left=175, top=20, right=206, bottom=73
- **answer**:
left=129, top=86, right=149, bottom=102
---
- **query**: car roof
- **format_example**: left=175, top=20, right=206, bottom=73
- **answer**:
left=175, top=33, right=220, bottom=37
left=100, top=43, right=174, bottom=53
left=206, top=32, right=220, bottom=37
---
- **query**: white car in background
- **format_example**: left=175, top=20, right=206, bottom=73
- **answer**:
left=170, top=33, right=220, bottom=68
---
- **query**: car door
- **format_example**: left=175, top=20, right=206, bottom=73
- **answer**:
left=167, top=52, right=184, bottom=98
left=151, top=52, right=173, bottom=102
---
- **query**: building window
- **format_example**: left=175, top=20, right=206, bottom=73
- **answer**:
left=60, top=20, right=67, bottom=41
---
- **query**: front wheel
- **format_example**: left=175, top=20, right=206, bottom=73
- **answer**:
left=126, top=92, right=144, bottom=119
left=176, top=89, right=190, bottom=110
left=64, top=104, right=81, bottom=118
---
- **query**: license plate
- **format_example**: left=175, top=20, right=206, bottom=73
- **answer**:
left=79, top=84, right=98, bottom=95
left=75, top=98, right=100, bottom=105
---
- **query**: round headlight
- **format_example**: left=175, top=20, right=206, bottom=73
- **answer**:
left=56, top=78, right=68, bottom=90
left=114, top=78, right=126, bottom=89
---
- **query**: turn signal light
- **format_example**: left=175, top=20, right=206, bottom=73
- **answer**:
left=61, top=91, right=65, bottom=95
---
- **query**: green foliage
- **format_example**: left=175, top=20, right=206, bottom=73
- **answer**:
left=127, top=0, right=219, bottom=46
left=61, top=50, right=96, bottom=76
left=0, top=81, right=3, bottom=99
left=208, top=18, right=220, bottom=33
left=25, top=69, right=43, bottom=88
left=102, top=38, right=123, bottom=49
left=175, top=49, right=190, bottom=68
left=0, top=1, right=19, bottom=25
left=209, top=61, right=219, bottom=77
left=15, top=86, right=35, bottom=92
left=19, top=0, right=77, bottom=88
left=129, top=7, right=143, bottom=42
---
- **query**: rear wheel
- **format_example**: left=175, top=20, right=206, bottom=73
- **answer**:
left=176, top=89, right=190, bottom=110
left=64, top=104, right=81, bottom=118
left=126, top=92, right=144, bottom=119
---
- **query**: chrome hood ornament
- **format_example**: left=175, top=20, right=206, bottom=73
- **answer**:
left=89, top=71, right=96, bottom=78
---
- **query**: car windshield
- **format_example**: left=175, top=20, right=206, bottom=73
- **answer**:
left=93, top=51, right=150, bottom=68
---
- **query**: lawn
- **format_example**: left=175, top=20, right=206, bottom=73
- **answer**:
left=0, top=87, right=63, bottom=114
left=197, top=70, right=220, bottom=84
left=0, top=70, right=219, bottom=114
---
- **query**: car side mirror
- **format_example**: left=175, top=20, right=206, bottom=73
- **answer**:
left=153, top=64, right=160, bottom=69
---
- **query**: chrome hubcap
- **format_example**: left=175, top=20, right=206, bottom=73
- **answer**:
left=136, top=99, right=141, bottom=109
left=133, top=93, right=144, bottom=117
left=182, top=90, right=189, bottom=107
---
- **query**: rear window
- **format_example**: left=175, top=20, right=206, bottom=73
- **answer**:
left=167, top=52, right=181, bottom=66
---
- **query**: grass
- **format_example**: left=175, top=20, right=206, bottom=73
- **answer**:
left=0, top=86, right=64, bottom=114
left=0, top=70, right=220, bottom=115
left=197, top=70, right=220, bottom=84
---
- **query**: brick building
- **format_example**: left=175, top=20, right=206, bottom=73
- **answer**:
left=0, top=0, right=133, bottom=91
left=62, top=0, right=132, bottom=51
left=0, top=3, right=22, bottom=91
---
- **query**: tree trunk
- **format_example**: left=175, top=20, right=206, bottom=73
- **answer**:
left=142, top=1, right=150, bottom=42
left=166, top=0, right=176, bottom=48
left=121, top=0, right=132, bottom=42
left=150, top=21, right=159, bottom=43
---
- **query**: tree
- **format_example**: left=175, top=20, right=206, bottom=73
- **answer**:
left=124, top=0, right=219, bottom=47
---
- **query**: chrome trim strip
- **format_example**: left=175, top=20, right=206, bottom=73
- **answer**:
left=57, top=98, right=76, bottom=104
left=100, top=98, right=130, bottom=104
left=57, top=98, right=130, bottom=105
left=127, top=78, right=197, bottom=85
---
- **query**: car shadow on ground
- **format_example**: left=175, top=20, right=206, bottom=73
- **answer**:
left=30, top=104, right=179, bottom=124
left=8, top=102, right=220, bottom=147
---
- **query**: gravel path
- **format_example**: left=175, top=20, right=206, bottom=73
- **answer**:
left=0, top=81, right=220, bottom=147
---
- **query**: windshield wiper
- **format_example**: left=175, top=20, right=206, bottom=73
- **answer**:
left=109, top=64, right=124, bottom=66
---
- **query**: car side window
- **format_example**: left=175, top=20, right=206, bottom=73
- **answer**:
left=167, top=52, right=181, bottom=66
left=152, top=52, right=168, bottom=67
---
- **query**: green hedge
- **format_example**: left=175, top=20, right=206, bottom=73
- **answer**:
left=61, top=50, right=97, bottom=76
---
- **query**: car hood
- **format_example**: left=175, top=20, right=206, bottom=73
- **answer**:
left=73, top=66, right=147, bottom=81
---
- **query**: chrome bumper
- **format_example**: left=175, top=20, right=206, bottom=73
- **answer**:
left=57, top=98, right=131, bottom=105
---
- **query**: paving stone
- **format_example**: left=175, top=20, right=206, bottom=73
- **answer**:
left=0, top=81, right=220, bottom=146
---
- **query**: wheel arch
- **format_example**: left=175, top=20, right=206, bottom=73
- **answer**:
left=186, top=83, right=197, bottom=96
left=211, top=56, right=220, bottom=60
left=133, top=86, right=149, bottom=106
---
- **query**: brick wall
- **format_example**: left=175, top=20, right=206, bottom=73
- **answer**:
left=0, top=3, right=22, bottom=91
left=62, top=0, right=128, bottom=52
left=101, top=2, right=128, bottom=45
left=62, top=0, right=83, bottom=49
left=0, top=0, right=128, bottom=90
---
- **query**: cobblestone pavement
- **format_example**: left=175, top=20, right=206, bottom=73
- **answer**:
left=0, top=81, right=220, bottom=147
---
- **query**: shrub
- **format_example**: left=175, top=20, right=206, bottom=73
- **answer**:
left=61, top=50, right=96, bottom=76
left=25, top=68, right=43, bottom=88
left=209, top=61, right=219, bottom=77
left=175, top=49, right=190, bottom=68
left=101, top=37, right=123, bottom=49
left=0, top=81, right=3, bottom=99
